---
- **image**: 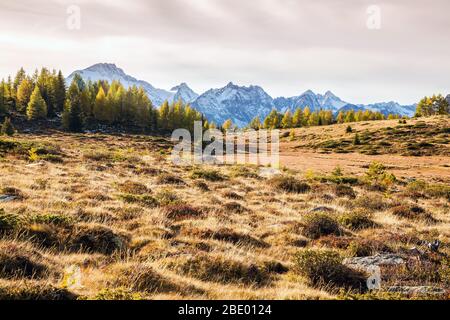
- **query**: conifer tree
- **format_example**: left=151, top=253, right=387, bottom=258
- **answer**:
left=0, top=117, right=15, bottom=136
left=249, top=116, right=261, bottom=130
left=93, top=87, right=108, bottom=123
left=292, top=108, right=303, bottom=128
left=222, top=119, right=233, bottom=131
left=62, top=81, right=83, bottom=132
left=53, top=70, right=66, bottom=113
left=16, top=77, right=34, bottom=112
left=27, top=86, right=47, bottom=120
left=281, top=110, right=293, bottom=129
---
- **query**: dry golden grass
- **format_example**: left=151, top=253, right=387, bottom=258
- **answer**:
left=0, top=117, right=449, bottom=300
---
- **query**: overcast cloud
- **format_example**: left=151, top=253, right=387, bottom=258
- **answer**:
left=0, top=0, right=449, bottom=104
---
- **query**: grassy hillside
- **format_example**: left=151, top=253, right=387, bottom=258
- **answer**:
left=0, top=117, right=449, bottom=300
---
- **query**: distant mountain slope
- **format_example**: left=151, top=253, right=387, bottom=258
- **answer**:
left=192, top=82, right=274, bottom=127
left=66, top=63, right=198, bottom=106
left=66, top=63, right=420, bottom=126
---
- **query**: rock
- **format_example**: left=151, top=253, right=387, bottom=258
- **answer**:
left=387, top=286, right=446, bottom=296
left=343, top=253, right=405, bottom=271
left=0, top=195, right=18, bottom=202
left=26, top=161, right=47, bottom=168
left=310, top=206, right=335, bottom=213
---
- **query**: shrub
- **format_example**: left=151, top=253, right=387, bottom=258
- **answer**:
left=118, top=194, right=158, bottom=208
left=302, top=213, right=342, bottom=240
left=334, top=185, right=356, bottom=199
left=0, top=281, right=77, bottom=300
left=223, top=202, right=246, bottom=214
left=155, top=189, right=182, bottom=206
left=117, top=181, right=149, bottom=194
left=162, top=205, right=203, bottom=220
left=353, top=194, right=387, bottom=211
left=193, top=180, right=210, bottom=192
left=293, top=249, right=366, bottom=290
left=391, top=205, right=436, bottom=222
left=0, top=210, right=22, bottom=233
left=365, top=162, right=397, bottom=187
left=88, top=288, right=143, bottom=300
left=229, top=166, right=258, bottom=179
left=68, top=225, right=130, bottom=255
left=268, top=176, right=311, bottom=194
left=223, top=191, right=243, bottom=200
left=30, top=213, right=73, bottom=227
left=191, top=228, right=269, bottom=248
left=82, top=150, right=112, bottom=162
left=190, top=168, right=225, bottom=182
left=0, top=242, right=50, bottom=279
left=346, top=240, right=387, bottom=258
left=156, top=173, right=185, bottom=185
left=115, top=264, right=176, bottom=293
left=339, top=210, right=376, bottom=231
left=1, top=187, right=25, bottom=199
left=171, top=254, right=271, bottom=285
left=0, top=118, right=15, bottom=136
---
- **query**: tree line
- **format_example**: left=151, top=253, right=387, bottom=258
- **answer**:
left=1, top=67, right=448, bottom=136
left=241, top=108, right=398, bottom=131
left=0, top=68, right=206, bottom=134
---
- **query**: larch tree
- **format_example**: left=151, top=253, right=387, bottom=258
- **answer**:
left=27, top=86, right=47, bottom=120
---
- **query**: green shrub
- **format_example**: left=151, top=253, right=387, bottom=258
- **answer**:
left=268, top=176, right=311, bottom=194
left=171, top=254, right=271, bottom=286
left=193, top=180, right=210, bottom=192
left=30, top=213, right=73, bottom=227
left=302, top=213, right=342, bottom=239
left=117, top=181, right=150, bottom=194
left=0, top=118, right=15, bottom=136
left=118, top=194, right=159, bottom=208
left=365, top=162, right=397, bottom=187
left=293, top=249, right=366, bottom=290
left=156, top=173, right=185, bottom=185
left=391, top=205, right=436, bottom=222
left=339, top=210, right=376, bottom=231
left=0, top=281, right=77, bottom=300
left=334, top=185, right=356, bottom=199
left=0, top=210, right=22, bottom=232
left=162, top=205, right=203, bottom=220
left=190, top=168, right=225, bottom=182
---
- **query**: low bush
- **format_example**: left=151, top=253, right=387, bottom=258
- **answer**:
left=156, top=174, right=185, bottom=185
left=339, top=210, right=376, bottom=231
left=68, top=224, right=130, bottom=255
left=190, top=169, right=226, bottom=182
left=268, top=176, right=311, bottom=194
left=118, top=194, right=159, bottom=208
left=0, top=280, right=77, bottom=300
left=171, top=254, right=271, bottom=286
left=334, top=185, right=356, bottom=199
left=293, top=249, right=366, bottom=291
left=0, top=242, right=50, bottom=279
left=0, top=210, right=23, bottom=233
left=162, top=205, right=204, bottom=220
left=302, top=213, right=342, bottom=240
left=391, top=205, right=436, bottom=222
left=117, top=181, right=150, bottom=194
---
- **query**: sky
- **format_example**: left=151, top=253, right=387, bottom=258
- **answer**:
left=0, top=0, right=449, bottom=105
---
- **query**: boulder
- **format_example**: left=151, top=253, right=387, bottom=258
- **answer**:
left=343, top=253, right=405, bottom=271
left=387, top=286, right=446, bottom=296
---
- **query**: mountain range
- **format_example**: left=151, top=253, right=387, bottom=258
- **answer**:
left=67, top=63, right=417, bottom=127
